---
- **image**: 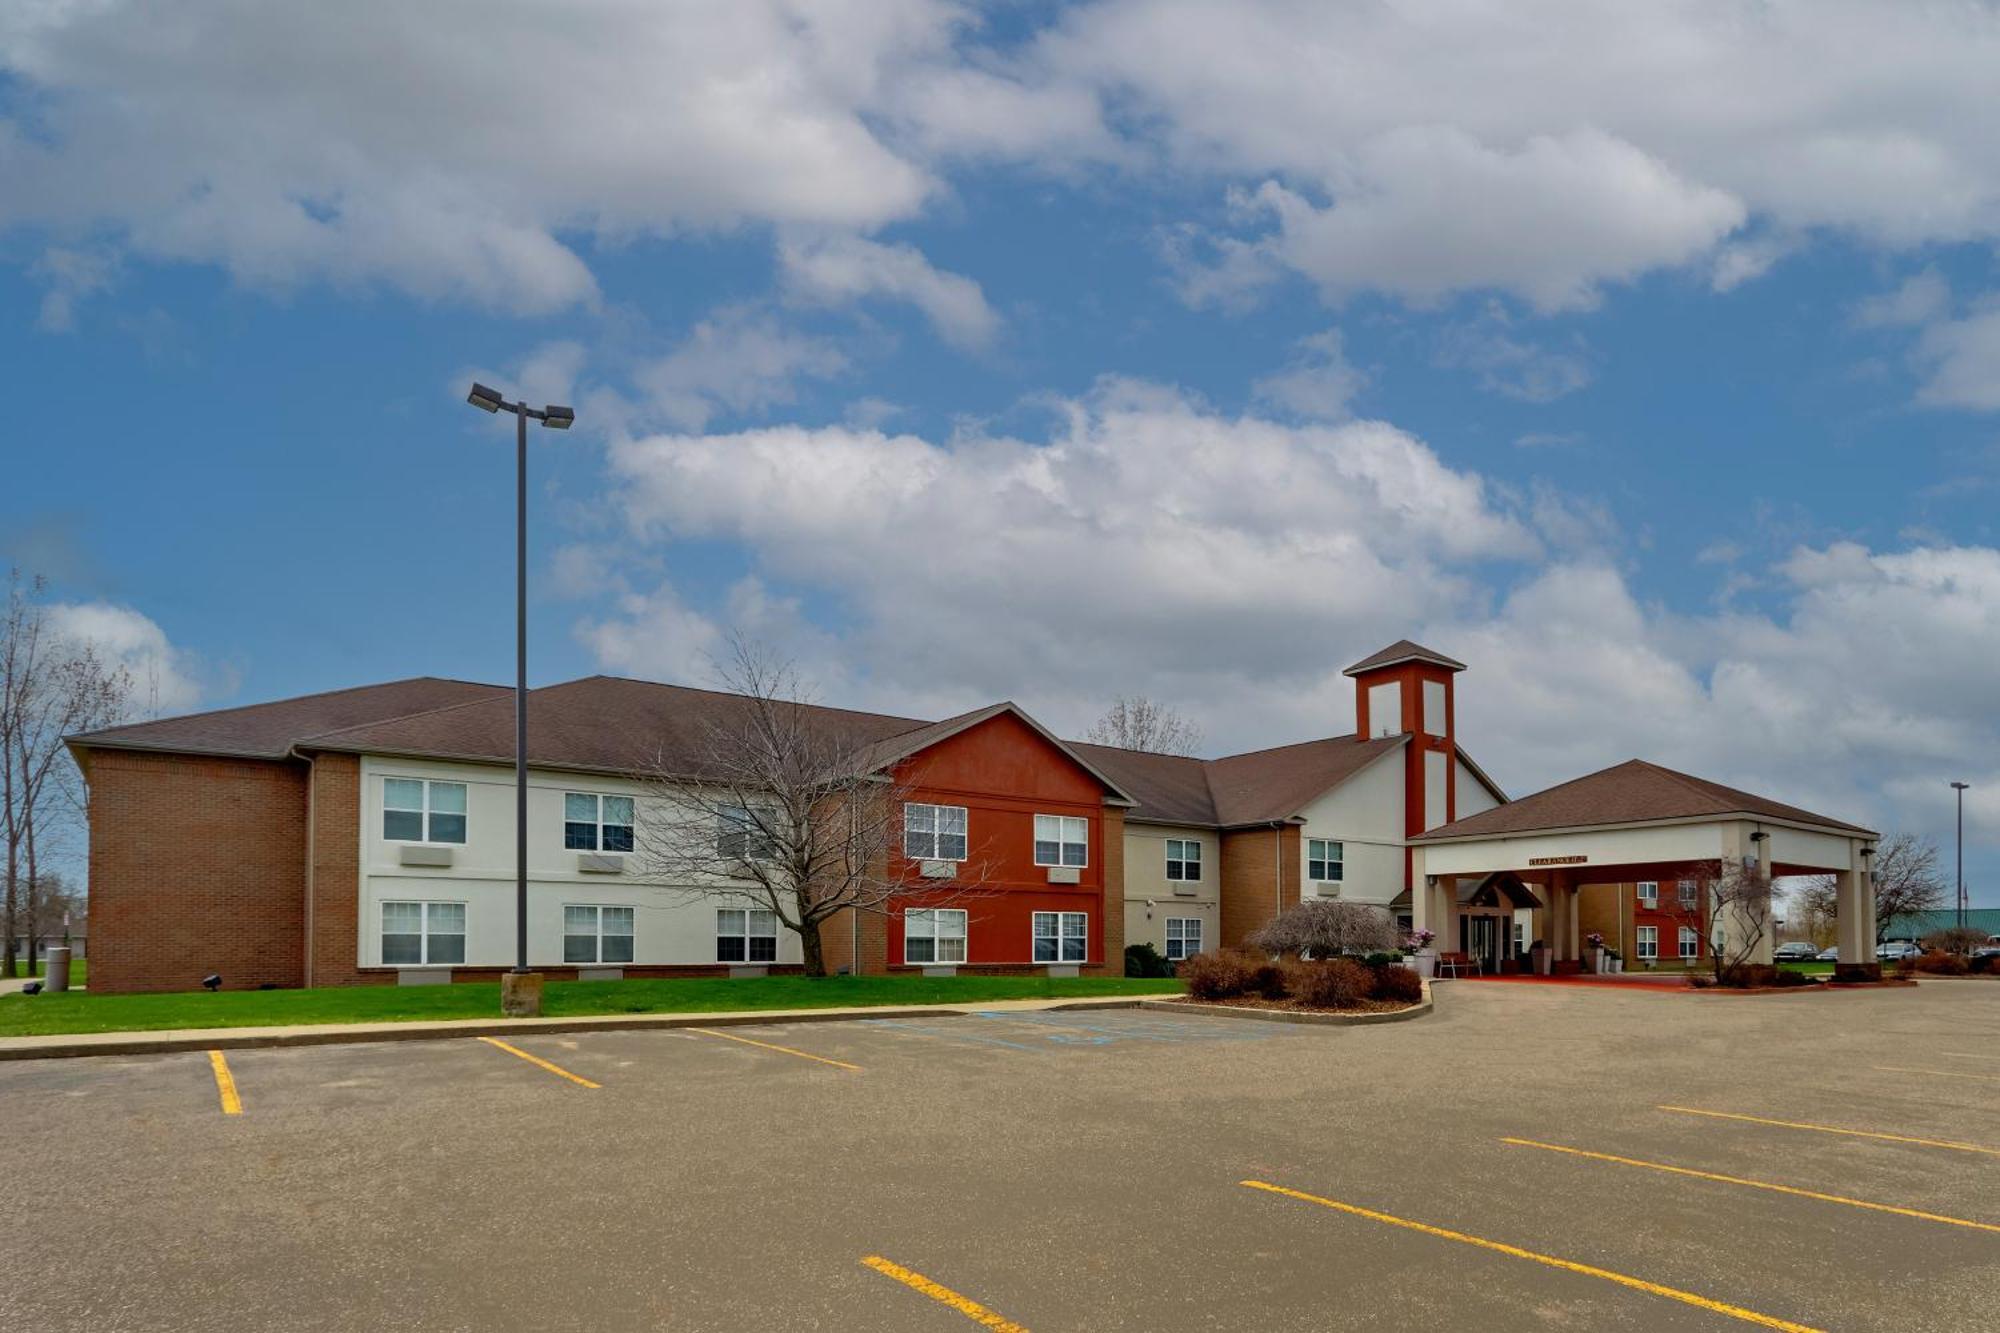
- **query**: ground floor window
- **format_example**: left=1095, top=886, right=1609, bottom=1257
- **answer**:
left=564, top=904, right=635, bottom=964
left=1033, top=910, right=1088, bottom=963
left=381, top=901, right=465, bottom=966
left=1164, top=917, right=1202, bottom=961
left=1636, top=925, right=1659, bottom=960
left=1678, top=926, right=1699, bottom=960
left=905, top=908, right=968, bottom=964
left=717, top=908, right=778, bottom=963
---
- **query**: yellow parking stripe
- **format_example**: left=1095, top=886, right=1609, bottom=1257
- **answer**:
left=691, top=1027, right=861, bottom=1072
left=861, top=1255, right=1027, bottom=1332
left=1659, top=1105, right=2000, bottom=1157
left=1241, top=1180, right=1821, bottom=1333
left=1503, top=1138, right=2000, bottom=1235
left=208, top=1050, right=242, bottom=1116
left=1873, top=1065, right=2000, bottom=1082
left=476, top=1036, right=601, bottom=1088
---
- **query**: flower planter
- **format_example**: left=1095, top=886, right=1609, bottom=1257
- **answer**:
left=1404, top=951, right=1436, bottom=979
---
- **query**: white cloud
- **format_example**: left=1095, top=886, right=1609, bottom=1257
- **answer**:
left=1851, top=269, right=1951, bottom=330
left=1912, top=302, right=2000, bottom=412
left=778, top=232, right=1001, bottom=350
left=1252, top=329, right=1366, bottom=420
left=45, top=602, right=205, bottom=715
left=0, top=1, right=969, bottom=311
left=634, top=306, right=848, bottom=431
left=1031, top=0, right=2000, bottom=306
left=30, top=246, right=116, bottom=330
left=1436, top=307, right=1593, bottom=403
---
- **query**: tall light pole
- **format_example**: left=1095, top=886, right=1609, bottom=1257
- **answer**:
left=466, top=382, right=574, bottom=1015
left=1951, top=781, right=1970, bottom=932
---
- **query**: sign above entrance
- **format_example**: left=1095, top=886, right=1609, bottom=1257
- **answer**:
left=1528, top=855, right=1587, bottom=866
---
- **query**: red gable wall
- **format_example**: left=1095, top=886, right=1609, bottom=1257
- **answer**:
left=886, top=710, right=1120, bottom=971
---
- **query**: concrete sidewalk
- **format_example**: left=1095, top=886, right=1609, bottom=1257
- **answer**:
left=0, top=995, right=1156, bottom=1062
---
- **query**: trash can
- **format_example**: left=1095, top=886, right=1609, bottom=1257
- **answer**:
left=44, top=945, right=70, bottom=992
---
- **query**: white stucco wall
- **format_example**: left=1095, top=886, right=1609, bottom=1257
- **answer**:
left=1293, top=748, right=1407, bottom=906
left=358, top=756, right=801, bottom=969
left=1454, top=756, right=1501, bottom=820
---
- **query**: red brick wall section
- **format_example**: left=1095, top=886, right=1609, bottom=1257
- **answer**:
left=306, top=753, right=384, bottom=987
left=80, top=747, right=307, bottom=994
left=1219, top=824, right=1299, bottom=950
left=1092, top=807, right=1125, bottom=976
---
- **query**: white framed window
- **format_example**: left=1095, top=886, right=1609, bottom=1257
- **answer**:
left=717, top=804, right=778, bottom=860
left=1165, top=838, right=1202, bottom=882
left=381, top=900, right=465, bottom=965
left=563, top=904, right=634, bottom=964
left=1032, top=911, right=1088, bottom=963
left=1677, top=879, right=1698, bottom=907
left=904, top=908, right=968, bottom=965
left=1636, top=880, right=1659, bottom=906
left=383, top=779, right=467, bottom=845
left=1636, top=925, right=1659, bottom=960
left=904, top=803, right=968, bottom=862
left=1033, top=814, right=1089, bottom=867
left=716, top=908, right=778, bottom=964
left=1164, top=917, right=1203, bottom=961
left=564, top=793, right=634, bottom=853
left=1679, top=926, right=1699, bottom=960
left=1308, top=838, right=1344, bottom=882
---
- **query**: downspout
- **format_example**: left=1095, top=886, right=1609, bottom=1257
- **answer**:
left=1273, top=821, right=1285, bottom=925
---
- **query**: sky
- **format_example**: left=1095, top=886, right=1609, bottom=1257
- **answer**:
left=2, top=1, right=1997, bottom=902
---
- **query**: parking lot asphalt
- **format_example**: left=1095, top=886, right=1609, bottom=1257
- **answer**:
left=3, top=982, right=1997, bottom=1331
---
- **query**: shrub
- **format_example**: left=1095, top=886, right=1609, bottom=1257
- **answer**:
left=1716, top=964, right=1779, bottom=988
left=1243, top=953, right=1290, bottom=1000
left=1921, top=926, right=1988, bottom=956
left=1124, top=942, right=1172, bottom=978
left=1288, top=958, right=1376, bottom=1009
left=1363, top=951, right=1402, bottom=968
left=1915, top=950, right=1968, bottom=976
left=1250, top=900, right=1402, bottom=959
left=1771, top=968, right=1817, bottom=988
left=1373, top=964, right=1424, bottom=1004
left=1179, top=950, right=1251, bottom=1000
left=1969, top=953, right=2000, bottom=976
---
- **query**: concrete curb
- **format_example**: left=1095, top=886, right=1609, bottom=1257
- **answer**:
left=1136, top=979, right=1433, bottom=1027
left=0, top=995, right=1161, bottom=1062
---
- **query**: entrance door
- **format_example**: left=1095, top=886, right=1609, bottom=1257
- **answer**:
left=1462, top=916, right=1499, bottom=973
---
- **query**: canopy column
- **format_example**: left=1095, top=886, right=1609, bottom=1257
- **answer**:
left=1835, top=838, right=1876, bottom=974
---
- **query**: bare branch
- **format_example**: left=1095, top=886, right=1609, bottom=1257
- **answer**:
left=1085, top=696, right=1202, bottom=757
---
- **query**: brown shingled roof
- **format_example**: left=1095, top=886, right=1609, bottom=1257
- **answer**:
left=1206, top=734, right=1408, bottom=825
left=1343, top=639, right=1467, bottom=676
left=1066, top=743, right=1218, bottom=825
left=1414, top=759, right=1873, bottom=840
left=66, top=677, right=509, bottom=759
left=303, top=676, right=929, bottom=778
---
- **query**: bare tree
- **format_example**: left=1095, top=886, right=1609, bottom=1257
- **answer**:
left=631, top=638, right=988, bottom=977
left=1250, top=900, right=1402, bottom=958
left=1680, top=857, right=1776, bottom=981
left=1, top=570, right=131, bottom=976
left=1086, top=696, right=1202, bottom=756
left=1793, top=832, right=1945, bottom=945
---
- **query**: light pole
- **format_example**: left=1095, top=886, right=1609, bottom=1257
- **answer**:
left=1951, top=781, right=1970, bottom=933
left=466, top=382, right=574, bottom=1015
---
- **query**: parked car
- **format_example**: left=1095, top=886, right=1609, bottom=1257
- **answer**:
left=1773, top=942, right=1819, bottom=961
left=1815, top=945, right=1841, bottom=961
left=1878, top=940, right=1925, bottom=962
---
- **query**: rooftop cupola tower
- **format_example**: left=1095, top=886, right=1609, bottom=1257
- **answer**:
left=1343, top=640, right=1466, bottom=844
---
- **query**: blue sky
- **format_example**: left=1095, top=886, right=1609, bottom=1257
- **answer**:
left=3, top=2, right=1997, bottom=901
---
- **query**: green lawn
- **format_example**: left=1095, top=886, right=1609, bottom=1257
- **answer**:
left=0, top=973, right=1183, bottom=1038
left=1779, top=961, right=1835, bottom=975
left=6, top=958, right=86, bottom=985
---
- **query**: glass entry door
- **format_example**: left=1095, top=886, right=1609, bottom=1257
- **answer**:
left=1462, top=916, right=1500, bottom=973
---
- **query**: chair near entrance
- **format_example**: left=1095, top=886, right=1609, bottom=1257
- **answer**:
left=1435, top=951, right=1480, bottom=979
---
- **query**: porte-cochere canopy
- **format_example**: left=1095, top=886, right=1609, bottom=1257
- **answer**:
left=1408, top=760, right=1879, bottom=969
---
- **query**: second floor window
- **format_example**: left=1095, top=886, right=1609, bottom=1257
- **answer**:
left=1677, top=879, right=1698, bottom=907
left=1166, top=839, right=1202, bottom=881
left=904, top=803, right=967, bottom=862
left=1637, top=881, right=1659, bottom=905
left=383, top=779, right=466, bottom=844
left=1033, top=814, right=1088, bottom=867
left=717, top=805, right=778, bottom=861
left=565, top=793, right=634, bottom=852
left=1308, top=838, right=1343, bottom=882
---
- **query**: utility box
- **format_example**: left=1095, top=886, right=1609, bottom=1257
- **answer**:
left=44, top=945, right=71, bottom=992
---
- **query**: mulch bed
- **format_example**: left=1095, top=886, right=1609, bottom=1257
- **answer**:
left=1182, top=994, right=1412, bottom=1015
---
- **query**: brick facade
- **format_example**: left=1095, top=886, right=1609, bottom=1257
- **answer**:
left=1218, top=823, right=1300, bottom=950
left=80, top=748, right=308, bottom=993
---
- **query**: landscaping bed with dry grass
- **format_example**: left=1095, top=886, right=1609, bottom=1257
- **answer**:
left=1171, top=948, right=1425, bottom=1015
